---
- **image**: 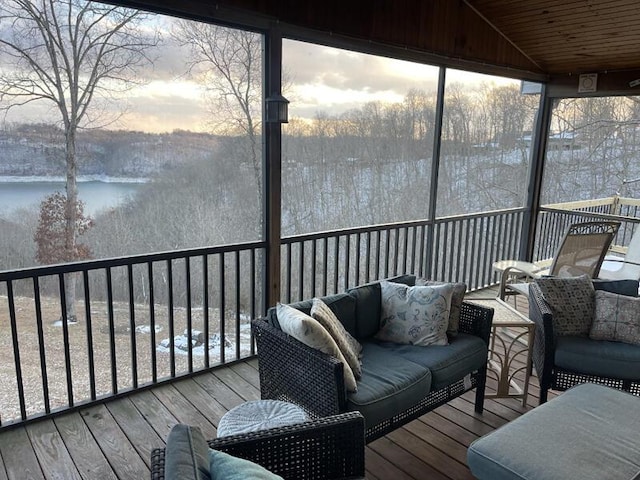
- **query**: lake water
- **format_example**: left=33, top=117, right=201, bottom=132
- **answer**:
left=0, top=179, right=143, bottom=216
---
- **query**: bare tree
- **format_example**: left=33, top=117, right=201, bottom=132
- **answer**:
left=0, top=0, right=159, bottom=321
left=173, top=22, right=263, bottom=211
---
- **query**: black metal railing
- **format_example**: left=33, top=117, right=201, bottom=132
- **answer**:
left=1, top=197, right=637, bottom=428
left=280, top=208, right=525, bottom=303
left=0, top=241, right=265, bottom=427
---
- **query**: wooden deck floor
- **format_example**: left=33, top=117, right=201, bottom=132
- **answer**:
left=0, top=289, right=551, bottom=480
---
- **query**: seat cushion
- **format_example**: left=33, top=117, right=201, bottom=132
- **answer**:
left=468, top=383, right=640, bottom=480
left=164, top=424, right=211, bottom=480
left=347, top=342, right=431, bottom=428
left=555, top=335, right=640, bottom=380
left=377, top=333, right=488, bottom=390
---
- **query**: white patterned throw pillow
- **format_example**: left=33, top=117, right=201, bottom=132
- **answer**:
left=311, top=298, right=363, bottom=378
left=590, top=290, right=640, bottom=345
left=415, top=278, right=467, bottom=336
left=375, top=281, right=454, bottom=346
left=276, top=303, right=357, bottom=392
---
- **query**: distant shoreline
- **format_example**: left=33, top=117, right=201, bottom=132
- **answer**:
left=0, top=175, right=149, bottom=184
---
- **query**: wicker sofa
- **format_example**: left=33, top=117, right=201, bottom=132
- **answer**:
left=530, top=278, right=640, bottom=403
left=150, top=412, right=365, bottom=480
left=252, top=275, right=493, bottom=442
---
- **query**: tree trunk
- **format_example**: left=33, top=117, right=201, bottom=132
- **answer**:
left=64, top=127, right=78, bottom=323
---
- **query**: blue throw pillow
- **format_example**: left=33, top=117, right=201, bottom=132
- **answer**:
left=592, top=279, right=639, bottom=297
left=209, top=449, right=283, bottom=480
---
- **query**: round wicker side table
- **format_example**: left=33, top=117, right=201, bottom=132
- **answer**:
left=217, top=399, right=308, bottom=437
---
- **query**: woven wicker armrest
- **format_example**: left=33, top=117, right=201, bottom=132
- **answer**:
left=252, top=318, right=347, bottom=417
left=150, top=412, right=365, bottom=480
left=528, top=283, right=556, bottom=390
left=459, top=301, right=494, bottom=345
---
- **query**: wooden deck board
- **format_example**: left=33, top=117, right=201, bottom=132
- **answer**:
left=0, top=287, right=559, bottom=480
left=25, top=419, right=83, bottom=480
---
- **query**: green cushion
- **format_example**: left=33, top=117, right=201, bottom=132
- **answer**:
left=268, top=293, right=356, bottom=335
left=468, top=383, right=640, bottom=480
left=208, top=449, right=283, bottom=480
left=347, top=275, right=415, bottom=338
left=379, top=333, right=488, bottom=390
left=347, top=341, right=431, bottom=428
left=555, top=335, right=640, bottom=380
left=164, top=424, right=211, bottom=480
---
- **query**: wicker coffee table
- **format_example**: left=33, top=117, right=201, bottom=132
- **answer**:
left=217, top=399, right=308, bottom=437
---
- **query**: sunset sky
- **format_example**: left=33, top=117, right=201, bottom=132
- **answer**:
left=1, top=14, right=519, bottom=134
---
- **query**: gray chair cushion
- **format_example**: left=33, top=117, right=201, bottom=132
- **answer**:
left=347, top=342, right=431, bottom=428
left=164, top=424, right=211, bottom=480
left=593, top=278, right=639, bottom=297
left=347, top=275, right=415, bottom=338
left=268, top=292, right=356, bottom=336
left=555, top=335, right=640, bottom=379
left=377, top=333, right=488, bottom=390
left=468, top=383, right=640, bottom=480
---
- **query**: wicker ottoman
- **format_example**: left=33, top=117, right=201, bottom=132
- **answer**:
left=467, top=383, right=640, bottom=480
left=217, top=399, right=308, bottom=437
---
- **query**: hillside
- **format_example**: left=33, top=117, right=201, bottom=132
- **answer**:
left=0, top=124, right=221, bottom=178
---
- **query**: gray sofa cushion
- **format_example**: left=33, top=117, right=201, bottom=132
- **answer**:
left=377, top=333, right=488, bottom=390
left=555, top=335, right=640, bottom=380
left=267, top=292, right=357, bottom=336
left=467, top=383, right=640, bottom=480
left=347, top=342, right=431, bottom=428
left=347, top=275, right=415, bottom=338
left=164, top=424, right=211, bottom=480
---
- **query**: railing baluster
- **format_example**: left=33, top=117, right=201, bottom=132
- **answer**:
left=355, top=233, right=361, bottom=286
left=7, top=281, right=26, bottom=421
left=286, top=243, right=292, bottom=303
left=105, top=268, right=117, bottom=394
left=366, top=231, right=372, bottom=282
left=127, top=264, right=138, bottom=388
left=250, top=249, right=256, bottom=356
left=322, top=237, right=328, bottom=296
left=202, top=254, right=210, bottom=367
left=58, top=274, right=74, bottom=406
left=148, top=261, right=157, bottom=383
left=345, top=234, right=351, bottom=289
left=185, top=258, right=193, bottom=373
left=333, top=235, right=339, bottom=293
left=33, top=277, right=50, bottom=413
left=311, top=239, right=317, bottom=296
left=167, top=259, right=175, bottom=378
left=235, top=250, right=241, bottom=361
left=298, top=241, right=304, bottom=301
left=219, top=254, right=226, bottom=365
left=81, top=270, right=96, bottom=401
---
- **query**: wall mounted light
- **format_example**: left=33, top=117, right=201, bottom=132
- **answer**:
left=265, top=93, right=289, bottom=123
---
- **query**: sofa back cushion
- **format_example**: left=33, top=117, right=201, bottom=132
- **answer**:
left=267, top=292, right=357, bottom=336
left=347, top=275, right=415, bottom=338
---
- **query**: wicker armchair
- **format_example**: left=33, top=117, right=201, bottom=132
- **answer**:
left=529, top=282, right=640, bottom=404
left=150, top=412, right=365, bottom=480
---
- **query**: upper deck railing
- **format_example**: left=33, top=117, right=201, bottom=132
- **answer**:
left=0, top=196, right=637, bottom=428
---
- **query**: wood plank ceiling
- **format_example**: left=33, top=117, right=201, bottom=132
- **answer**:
left=467, top=0, right=640, bottom=75
left=134, top=0, right=640, bottom=81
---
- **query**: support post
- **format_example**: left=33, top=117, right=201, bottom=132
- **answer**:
left=521, top=87, right=553, bottom=261
left=263, top=26, right=283, bottom=312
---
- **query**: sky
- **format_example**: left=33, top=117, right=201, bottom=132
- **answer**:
left=0, top=12, right=520, bottom=134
